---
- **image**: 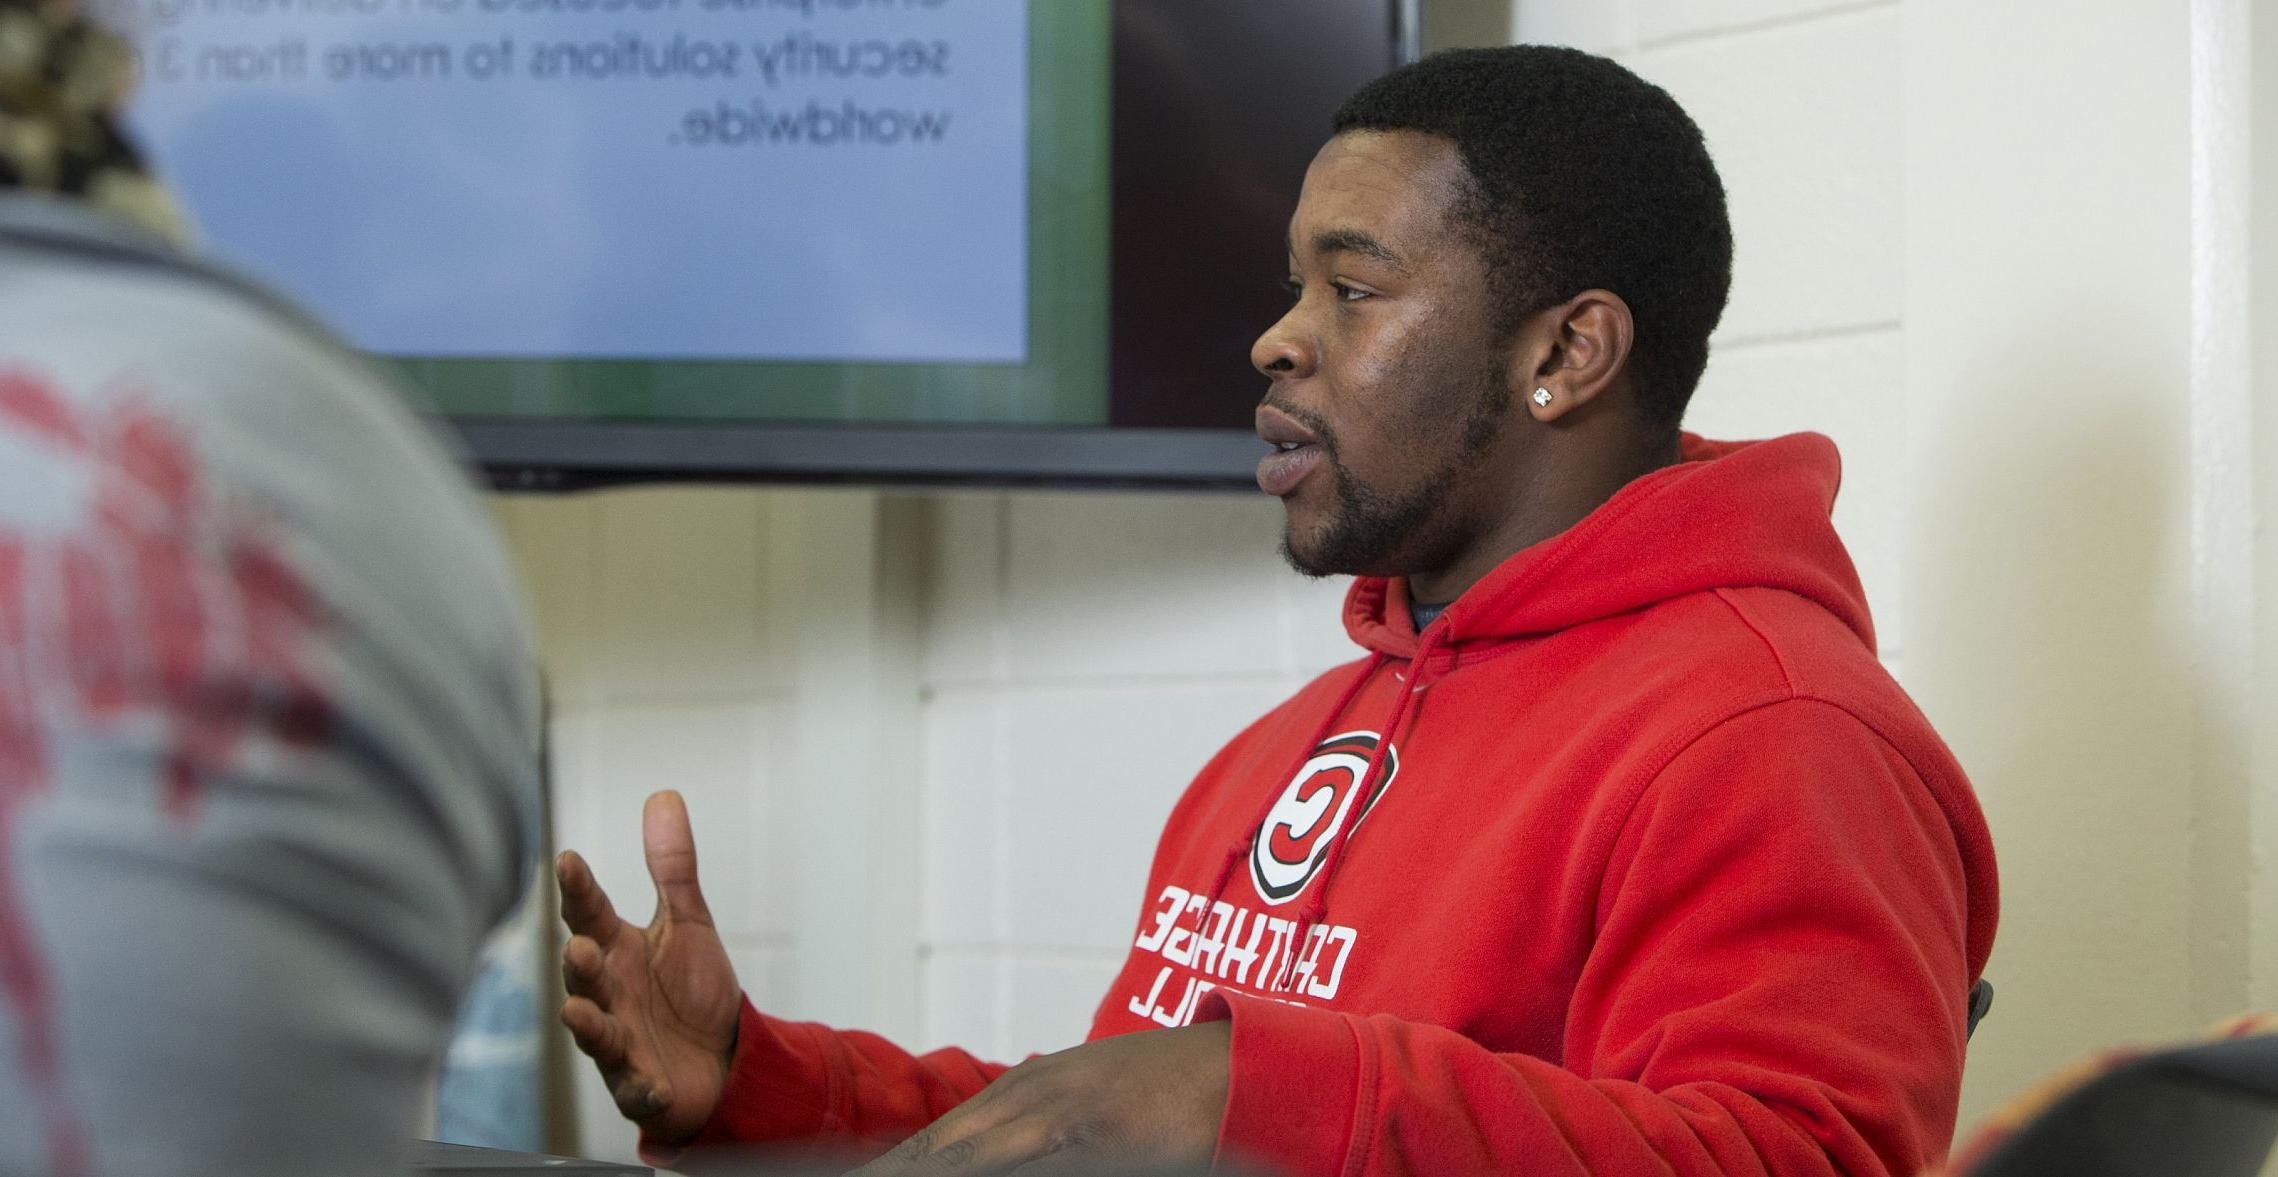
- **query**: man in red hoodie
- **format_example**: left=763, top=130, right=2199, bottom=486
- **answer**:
left=557, top=46, right=1998, bottom=1176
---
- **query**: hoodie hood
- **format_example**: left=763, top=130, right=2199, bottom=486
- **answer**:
left=1344, top=432, right=1873, bottom=660
left=1198, top=433, right=1871, bottom=952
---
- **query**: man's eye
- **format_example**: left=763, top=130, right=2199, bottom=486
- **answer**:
left=1284, top=278, right=1305, bottom=301
left=1334, top=282, right=1372, bottom=302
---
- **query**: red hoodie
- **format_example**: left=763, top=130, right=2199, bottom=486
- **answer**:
left=669, top=433, right=1999, bottom=1176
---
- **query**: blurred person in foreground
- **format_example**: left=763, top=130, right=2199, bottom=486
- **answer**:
left=0, top=3, right=541, bottom=1174
left=561, top=46, right=1998, bottom=1177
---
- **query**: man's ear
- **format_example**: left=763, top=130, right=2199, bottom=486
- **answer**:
left=1509, top=290, right=1635, bottom=423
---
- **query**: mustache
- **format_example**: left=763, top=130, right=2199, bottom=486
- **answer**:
left=1258, top=394, right=1340, bottom=457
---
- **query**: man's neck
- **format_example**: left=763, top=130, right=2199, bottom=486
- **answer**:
left=1406, top=436, right=1679, bottom=605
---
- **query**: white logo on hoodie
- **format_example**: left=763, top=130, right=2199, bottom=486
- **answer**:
left=1249, top=730, right=1400, bottom=905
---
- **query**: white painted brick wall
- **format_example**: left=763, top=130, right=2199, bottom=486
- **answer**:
left=496, top=490, right=797, bottom=1167
left=1525, top=0, right=1911, bottom=662
left=1630, top=0, right=1891, bottom=49
left=583, top=491, right=784, bottom=704
left=998, top=494, right=1293, bottom=681
left=917, top=491, right=1353, bottom=1058
left=1630, top=7, right=1902, bottom=344
left=507, top=487, right=1356, bottom=1158
left=914, top=948, right=1006, bottom=1059
left=1685, top=330, right=1907, bottom=660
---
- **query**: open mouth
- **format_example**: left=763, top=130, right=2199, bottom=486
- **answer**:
left=1257, top=442, right=1324, bottom=496
left=1254, top=404, right=1327, bottom=497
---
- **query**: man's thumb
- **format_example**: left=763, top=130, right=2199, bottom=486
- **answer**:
left=642, top=790, right=714, bottom=925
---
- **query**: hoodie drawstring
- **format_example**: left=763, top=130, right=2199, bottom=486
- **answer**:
left=1271, top=626, right=1443, bottom=990
left=1186, top=627, right=1444, bottom=996
left=1189, top=652, right=1386, bottom=948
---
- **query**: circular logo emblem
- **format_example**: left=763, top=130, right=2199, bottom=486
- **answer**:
left=1249, top=731, right=1399, bottom=906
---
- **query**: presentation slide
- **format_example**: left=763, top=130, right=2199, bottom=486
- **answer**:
left=106, top=0, right=1031, bottom=365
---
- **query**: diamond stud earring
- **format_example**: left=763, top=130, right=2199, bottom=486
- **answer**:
left=1531, top=388, right=1554, bottom=408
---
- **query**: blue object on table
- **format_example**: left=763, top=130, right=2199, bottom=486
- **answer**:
left=435, top=891, right=545, bottom=1153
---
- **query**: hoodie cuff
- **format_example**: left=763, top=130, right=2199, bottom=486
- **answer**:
left=1196, top=990, right=1367, bottom=1177
left=638, top=996, right=838, bottom=1166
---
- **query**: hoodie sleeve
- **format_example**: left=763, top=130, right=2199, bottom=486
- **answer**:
left=644, top=997, right=1011, bottom=1166
left=1197, top=698, right=1977, bottom=1177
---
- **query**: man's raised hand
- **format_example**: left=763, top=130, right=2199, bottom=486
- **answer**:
left=557, top=790, right=743, bottom=1146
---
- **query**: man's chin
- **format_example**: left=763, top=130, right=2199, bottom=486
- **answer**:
left=1281, top=507, right=1441, bottom=582
left=1280, top=524, right=1391, bottom=581
left=1278, top=533, right=1340, bottom=580
left=1277, top=503, right=1338, bottom=579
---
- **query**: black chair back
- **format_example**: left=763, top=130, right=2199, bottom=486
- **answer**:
left=1967, top=1034, right=2278, bottom=1177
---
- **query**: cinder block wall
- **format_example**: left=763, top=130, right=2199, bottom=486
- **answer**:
left=1528, top=0, right=2278, bottom=1147
left=909, top=493, right=1359, bottom=1061
left=1530, top=0, right=1910, bottom=672
left=501, top=488, right=1359, bottom=1163
left=495, top=491, right=797, bottom=1166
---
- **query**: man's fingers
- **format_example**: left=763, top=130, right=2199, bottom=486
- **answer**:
left=561, top=935, right=612, bottom=1006
left=642, top=790, right=715, bottom=926
left=992, top=1147, right=1124, bottom=1177
left=845, top=1120, right=1059, bottom=1177
left=609, top=1073, right=675, bottom=1125
left=560, top=995, right=632, bottom=1071
left=564, top=998, right=677, bottom=1127
left=556, top=851, right=623, bottom=940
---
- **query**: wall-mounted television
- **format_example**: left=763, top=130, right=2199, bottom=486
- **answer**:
left=111, top=0, right=1418, bottom=489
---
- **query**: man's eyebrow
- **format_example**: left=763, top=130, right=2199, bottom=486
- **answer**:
left=1288, top=227, right=1412, bottom=274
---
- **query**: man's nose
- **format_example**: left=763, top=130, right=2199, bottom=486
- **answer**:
left=1250, top=309, right=1315, bottom=380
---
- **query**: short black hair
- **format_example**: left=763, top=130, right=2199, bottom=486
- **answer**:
left=1334, top=45, right=1733, bottom=432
